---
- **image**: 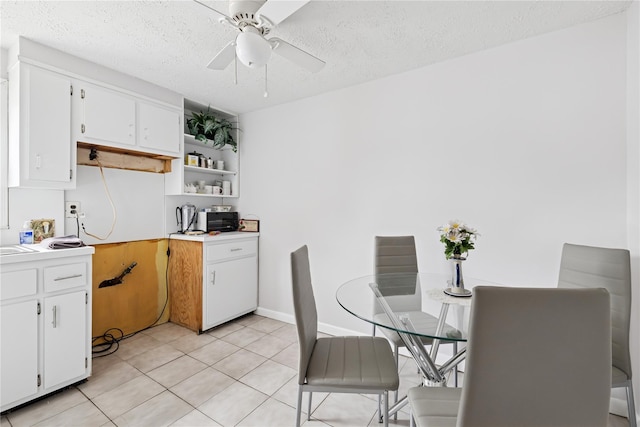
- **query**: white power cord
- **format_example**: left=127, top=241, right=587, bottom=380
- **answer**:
left=81, top=156, right=117, bottom=240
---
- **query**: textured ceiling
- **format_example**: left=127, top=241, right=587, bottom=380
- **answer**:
left=0, top=0, right=632, bottom=114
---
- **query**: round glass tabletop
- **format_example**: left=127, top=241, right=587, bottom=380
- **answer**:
left=336, top=272, right=495, bottom=341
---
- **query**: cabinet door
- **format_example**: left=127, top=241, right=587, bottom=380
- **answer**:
left=80, top=83, right=136, bottom=147
left=20, top=65, right=72, bottom=185
left=204, top=256, right=258, bottom=330
left=138, top=102, right=181, bottom=155
left=0, top=300, right=38, bottom=407
left=43, top=291, right=86, bottom=389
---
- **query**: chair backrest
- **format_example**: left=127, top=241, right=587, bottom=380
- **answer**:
left=374, top=236, right=418, bottom=275
left=457, top=286, right=611, bottom=427
left=558, top=243, right=632, bottom=378
left=291, top=245, right=318, bottom=385
left=374, top=236, right=420, bottom=316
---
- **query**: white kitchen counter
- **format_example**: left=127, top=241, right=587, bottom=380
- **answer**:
left=0, top=245, right=95, bottom=265
left=168, top=231, right=259, bottom=242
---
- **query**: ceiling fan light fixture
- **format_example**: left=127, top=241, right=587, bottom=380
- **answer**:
left=236, top=29, right=272, bottom=68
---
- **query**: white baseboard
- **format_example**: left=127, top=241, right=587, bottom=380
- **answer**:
left=254, top=307, right=295, bottom=325
left=254, top=307, right=376, bottom=337
left=609, top=396, right=637, bottom=420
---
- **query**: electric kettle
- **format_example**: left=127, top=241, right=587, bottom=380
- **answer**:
left=176, top=203, right=197, bottom=233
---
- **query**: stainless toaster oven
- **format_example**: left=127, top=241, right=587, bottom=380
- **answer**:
left=197, top=211, right=239, bottom=232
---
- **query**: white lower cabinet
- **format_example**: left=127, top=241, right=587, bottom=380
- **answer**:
left=169, top=234, right=258, bottom=333
left=43, top=291, right=87, bottom=389
left=0, top=300, right=38, bottom=407
left=204, top=247, right=258, bottom=331
left=0, top=249, right=93, bottom=412
left=203, top=238, right=258, bottom=331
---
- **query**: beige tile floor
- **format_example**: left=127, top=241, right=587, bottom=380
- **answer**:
left=0, top=314, right=632, bottom=427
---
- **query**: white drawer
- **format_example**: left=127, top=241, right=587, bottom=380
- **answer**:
left=206, top=239, right=257, bottom=262
left=44, top=263, right=87, bottom=293
left=0, top=269, right=37, bottom=300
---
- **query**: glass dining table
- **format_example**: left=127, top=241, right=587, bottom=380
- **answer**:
left=336, top=273, right=494, bottom=413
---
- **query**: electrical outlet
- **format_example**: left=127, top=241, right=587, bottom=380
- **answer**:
left=65, top=201, right=81, bottom=218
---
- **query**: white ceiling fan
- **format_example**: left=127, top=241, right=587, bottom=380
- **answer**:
left=194, top=0, right=325, bottom=73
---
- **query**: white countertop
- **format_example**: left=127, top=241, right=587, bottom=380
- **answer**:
left=0, top=244, right=95, bottom=265
left=168, top=231, right=259, bottom=242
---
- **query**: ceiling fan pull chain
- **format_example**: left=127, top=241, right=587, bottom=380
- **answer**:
left=234, top=51, right=238, bottom=85
left=264, top=64, right=269, bottom=98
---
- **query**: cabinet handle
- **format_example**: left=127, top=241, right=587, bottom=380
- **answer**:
left=230, top=248, right=243, bottom=252
left=54, top=274, right=82, bottom=281
left=210, top=270, right=216, bottom=285
left=52, top=305, right=57, bottom=328
left=35, top=154, right=41, bottom=169
left=129, top=124, right=134, bottom=137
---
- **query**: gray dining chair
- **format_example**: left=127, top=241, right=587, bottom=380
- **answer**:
left=558, top=243, right=636, bottom=427
left=408, top=286, right=612, bottom=427
left=291, top=245, right=399, bottom=427
left=373, top=236, right=459, bottom=391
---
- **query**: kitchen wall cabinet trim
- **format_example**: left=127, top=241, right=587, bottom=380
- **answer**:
left=168, top=234, right=258, bottom=333
left=0, top=247, right=94, bottom=412
left=16, top=56, right=182, bottom=111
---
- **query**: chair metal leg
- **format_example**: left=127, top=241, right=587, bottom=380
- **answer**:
left=383, top=390, right=389, bottom=427
left=627, top=380, right=637, bottom=427
left=409, top=408, right=415, bottom=427
left=453, top=341, right=458, bottom=387
left=295, top=386, right=303, bottom=427
left=392, top=343, right=399, bottom=420
left=308, top=391, right=313, bottom=421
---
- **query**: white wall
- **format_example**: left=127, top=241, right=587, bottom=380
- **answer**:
left=64, top=166, right=165, bottom=245
left=626, top=0, right=640, bottom=420
left=238, top=13, right=629, bottom=336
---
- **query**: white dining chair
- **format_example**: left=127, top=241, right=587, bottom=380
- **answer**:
left=558, top=243, right=636, bottom=427
left=373, top=236, right=459, bottom=393
left=408, top=286, right=612, bottom=427
left=291, top=245, right=399, bottom=427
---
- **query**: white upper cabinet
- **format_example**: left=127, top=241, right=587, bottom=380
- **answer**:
left=77, top=82, right=136, bottom=146
left=138, top=101, right=181, bottom=154
left=8, top=63, right=73, bottom=189
left=73, top=80, right=181, bottom=157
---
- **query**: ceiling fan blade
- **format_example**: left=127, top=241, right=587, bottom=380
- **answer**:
left=192, top=0, right=230, bottom=20
left=207, top=41, right=236, bottom=70
left=270, top=37, right=325, bottom=73
left=256, top=0, right=309, bottom=26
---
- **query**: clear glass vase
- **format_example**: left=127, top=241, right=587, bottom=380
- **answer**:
left=445, top=255, right=472, bottom=297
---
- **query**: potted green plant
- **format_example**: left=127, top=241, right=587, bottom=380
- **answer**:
left=186, top=107, right=239, bottom=152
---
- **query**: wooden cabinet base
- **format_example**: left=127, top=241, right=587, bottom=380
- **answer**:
left=168, top=240, right=203, bottom=332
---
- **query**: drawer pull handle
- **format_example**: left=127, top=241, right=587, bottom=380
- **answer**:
left=210, top=271, right=216, bottom=285
left=52, top=305, right=57, bottom=328
left=230, top=248, right=243, bottom=252
left=54, top=274, right=83, bottom=281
